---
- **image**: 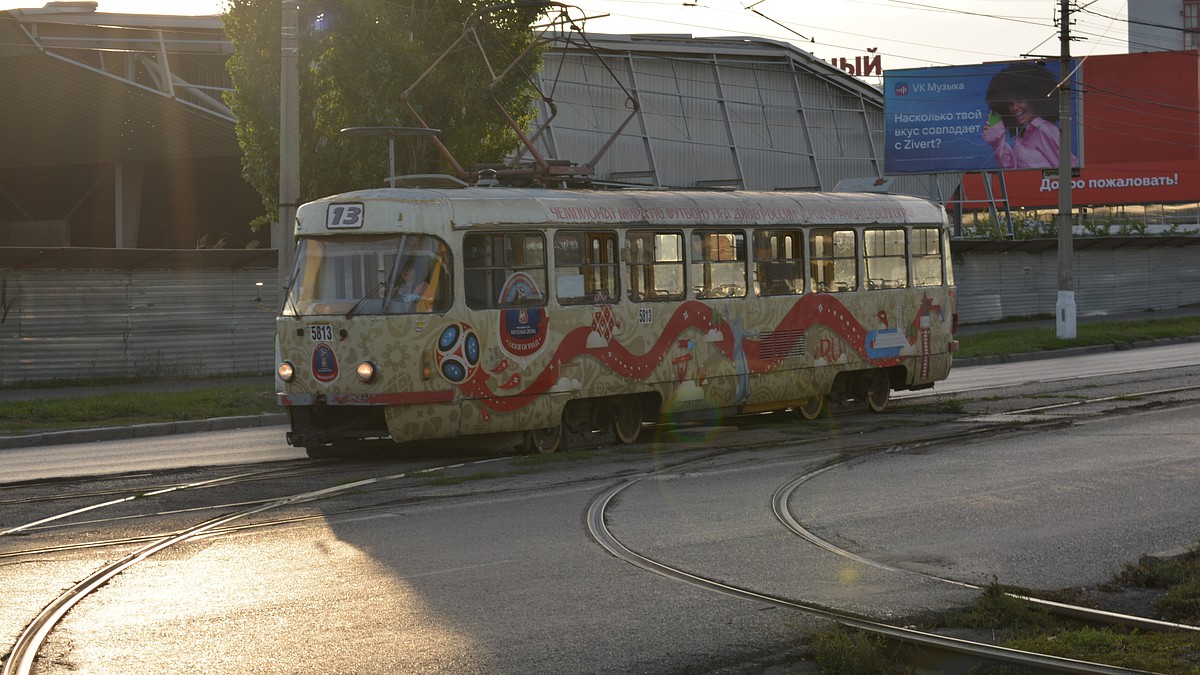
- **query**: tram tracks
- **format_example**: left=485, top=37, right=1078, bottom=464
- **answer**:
left=584, top=398, right=1200, bottom=674
left=0, top=455, right=523, bottom=675
left=772, top=462, right=1200, bottom=636
left=5, top=385, right=1195, bottom=674
left=588, top=478, right=1152, bottom=674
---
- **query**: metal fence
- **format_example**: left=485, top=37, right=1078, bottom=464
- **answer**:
left=0, top=248, right=278, bottom=386
left=2, top=240, right=1197, bottom=386
left=952, top=237, right=1200, bottom=323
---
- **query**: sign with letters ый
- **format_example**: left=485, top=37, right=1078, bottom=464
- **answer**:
left=883, top=61, right=1082, bottom=175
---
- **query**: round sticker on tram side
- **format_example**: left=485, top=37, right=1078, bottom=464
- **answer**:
left=436, top=321, right=481, bottom=384
left=312, top=343, right=339, bottom=382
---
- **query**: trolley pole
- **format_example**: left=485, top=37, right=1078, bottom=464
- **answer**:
left=1055, top=0, right=1077, bottom=339
left=278, top=0, right=300, bottom=293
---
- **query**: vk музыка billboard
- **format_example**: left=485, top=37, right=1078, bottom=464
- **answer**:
left=884, top=61, right=1082, bottom=174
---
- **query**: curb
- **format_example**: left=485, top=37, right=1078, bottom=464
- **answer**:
left=0, top=413, right=288, bottom=451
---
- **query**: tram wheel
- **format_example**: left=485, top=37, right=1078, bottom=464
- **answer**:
left=796, top=395, right=825, bottom=420
left=865, top=371, right=891, bottom=413
left=525, top=424, right=563, bottom=454
left=612, top=396, right=643, bottom=445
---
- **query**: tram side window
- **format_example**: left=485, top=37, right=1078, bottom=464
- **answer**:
left=753, top=229, right=804, bottom=296
left=864, top=228, right=908, bottom=290
left=626, top=231, right=685, bottom=302
left=554, top=230, right=619, bottom=305
left=809, top=228, right=857, bottom=292
left=463, top=231, right=548, bottom=310
left=911, top=227, right=944, bottom=287
left=691, top=231, right=746, bottom=299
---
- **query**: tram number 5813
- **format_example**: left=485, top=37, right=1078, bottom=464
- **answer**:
left=309, top=324, right=334, bottom=341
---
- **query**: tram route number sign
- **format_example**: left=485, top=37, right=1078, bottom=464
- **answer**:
left=309, top=324, right=335, bottom=341
left=327, top=202, right=364, bottom=229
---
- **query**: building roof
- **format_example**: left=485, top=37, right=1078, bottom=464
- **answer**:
left=0, top=4, right=238, bottom=169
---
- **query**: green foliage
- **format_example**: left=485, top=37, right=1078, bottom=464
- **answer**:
left=955, top=317, right=1200, bottom=359
left=937, top=580, right=1057, bottom=639
left=0, top=385, right=277, bottom=435
left=1006, top=628, right=1200, bottom=674
left=1157, top=577, right=1200, bottom=624
left=962, top=215, right=1056, bottom=240
left=963, top=212, right=1200, bottom=240
left=808, top=625, right=903, bottom=674
left=1111, top=547, right=1200, bottom=624
left=222, top=0, right=546, bottom=228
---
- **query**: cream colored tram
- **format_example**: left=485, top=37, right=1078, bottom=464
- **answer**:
left=276, top=182, right=958, bottom=457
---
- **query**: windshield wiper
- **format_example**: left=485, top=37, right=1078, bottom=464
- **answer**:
left=344, top=281, right=386, bottom=318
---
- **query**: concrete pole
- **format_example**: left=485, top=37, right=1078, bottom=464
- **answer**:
left=278, top=0, right=300, bottom=293
left=1056, top=0, right=1077, bottom=339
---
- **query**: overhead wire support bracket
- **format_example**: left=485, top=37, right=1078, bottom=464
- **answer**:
left=399, top=1, right=638, bottom=187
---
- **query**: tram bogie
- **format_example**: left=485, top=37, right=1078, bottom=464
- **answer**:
left=276, top=184, right=958, bottom=455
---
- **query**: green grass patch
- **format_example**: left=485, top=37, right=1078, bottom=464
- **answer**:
left=934, top=580, right=1059, bottom=640
left=1006, top=628, right=1199, bottom=674
left=0, top=384, right=278, bottom=435
left=913, top=553, right=1200, bottom=674
left=808, top=625, right=906, bottom=674
left=1106, top=546, right=1200, bottom=624
left=955, top=317, right=1200, bottom=359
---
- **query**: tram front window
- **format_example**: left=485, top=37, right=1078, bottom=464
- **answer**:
left=284, top=235, right=452, bottom=316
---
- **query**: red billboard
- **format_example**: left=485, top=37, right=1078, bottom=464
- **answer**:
left=960, top=50, right=1199, bottom=208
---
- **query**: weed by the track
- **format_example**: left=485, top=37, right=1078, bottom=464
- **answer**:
left=919, top=549, right=1200, bottom=674
left=807, top=625, right=909, bottom=674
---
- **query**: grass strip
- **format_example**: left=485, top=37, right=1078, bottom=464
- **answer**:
left=956, top=316, right=1200, bottom=359
left=0, top=384, right=278, bottom=435
left=807, top=547, right=1200, bottom=674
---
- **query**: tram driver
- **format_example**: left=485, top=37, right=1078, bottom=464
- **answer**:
left=391, top=263, right=432, bottom=313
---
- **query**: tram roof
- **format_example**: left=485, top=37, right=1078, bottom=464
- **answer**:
left=296, top=187, right=948, bottom=236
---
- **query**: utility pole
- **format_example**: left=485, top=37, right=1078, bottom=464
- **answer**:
left=1056, top=0, right=1077, bottom=339
left=278, top=0, right=300, bottom=293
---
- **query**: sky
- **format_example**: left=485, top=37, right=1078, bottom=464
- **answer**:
left=1, top=0, right=1136, bottom=77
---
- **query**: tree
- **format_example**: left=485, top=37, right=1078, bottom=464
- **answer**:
left=222, top=0, right=547, bottom=230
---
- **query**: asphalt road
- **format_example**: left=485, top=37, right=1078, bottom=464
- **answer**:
left=3, top=345, right=1199, bottom=673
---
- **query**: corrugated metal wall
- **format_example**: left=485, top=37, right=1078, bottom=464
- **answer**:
left=954, top=245, right=1200, bottom=323
left=0, top=264, right=277, bottom=386
left=531, top=35, right=961, bottom=202
left=3, top=245, right=1195, bottom=385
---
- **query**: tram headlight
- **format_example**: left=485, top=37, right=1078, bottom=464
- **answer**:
left=277, top=361, right=295, bottom=383
left=355, top=361, right=377, bottom=383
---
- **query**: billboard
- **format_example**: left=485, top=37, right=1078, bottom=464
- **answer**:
left=959, top=50, right=1200, bottom=208
left=884, top=61, right=1082, bottom=174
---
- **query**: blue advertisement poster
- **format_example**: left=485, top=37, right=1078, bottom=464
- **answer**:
left=884, top=60, right=1082, bottom=174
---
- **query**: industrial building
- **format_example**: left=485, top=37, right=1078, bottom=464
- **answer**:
left=0, top=2, right=1195, bottom=384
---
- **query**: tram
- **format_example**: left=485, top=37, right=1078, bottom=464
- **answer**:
left=276, top=180, right=959, bottom=456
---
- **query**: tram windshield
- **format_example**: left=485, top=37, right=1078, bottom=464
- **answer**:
left=283, top=234, right=452, bottom=316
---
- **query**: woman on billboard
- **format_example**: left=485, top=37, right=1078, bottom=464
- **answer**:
left=981, top=62, right=1078, bottom=169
